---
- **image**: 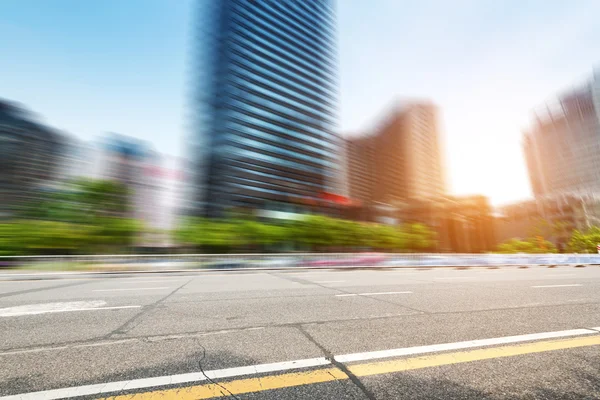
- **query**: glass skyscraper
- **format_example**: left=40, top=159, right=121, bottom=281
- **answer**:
left=192, top=0, right=339, bottom=217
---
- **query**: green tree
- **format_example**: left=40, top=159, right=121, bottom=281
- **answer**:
left=403, top=223, right=436, bottom=252
left=7, top=179, right=139, bottom=255
left=567, top=226, right=600, bottom=253
left=496, top=237, right=557, bottom=254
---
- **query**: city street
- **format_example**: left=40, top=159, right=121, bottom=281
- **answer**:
left=2, top=266, right=600, bottom=399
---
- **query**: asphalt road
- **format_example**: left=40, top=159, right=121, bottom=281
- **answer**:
left=2, top=266, right=600, bottom=399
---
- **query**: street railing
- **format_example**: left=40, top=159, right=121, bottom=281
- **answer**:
left=1, top=253, right=600, bottom=271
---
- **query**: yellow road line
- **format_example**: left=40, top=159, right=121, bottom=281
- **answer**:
left=100, top=335, right=600, bottom=400
left=348, top=334, right=600, bottom=377
left=101, top=368, right=348, bottom=400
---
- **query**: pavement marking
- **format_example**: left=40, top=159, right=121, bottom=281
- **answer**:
left=96, top=335, right=600, bottom=400
left=0, top=301, right=140, bottom=317
left=106, top=368, right=348, bottom=400
left=532, top=284, right=583, bottom=288
left=92, top=287, right=171, bottom=292
left=346, top=335, right=600, bottom=377
left=4, top=328, right=600, bottom=399
left=544, top=274, right=576, bottom=277
left=334, top=328, right=594, bottom=363
left=0, top=358, right=331, bottom=400
left=116, top=280, right=183, bottom=284
left=335, top=291, right=412, bottom=297
left=435, top=276, right=476, bottom=280
left=315, top=280, right=346, bottom=283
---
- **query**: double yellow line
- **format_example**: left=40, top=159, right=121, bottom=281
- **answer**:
left=101, top=335, right=600, bottom=399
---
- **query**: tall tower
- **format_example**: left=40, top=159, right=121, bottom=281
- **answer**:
left=524, top=71, right=600, bottom=198
left=345, top=102, right=446, bottom=206
left=191, top=0, right=339, bottom=217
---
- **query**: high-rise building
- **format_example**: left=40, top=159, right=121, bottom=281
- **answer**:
left=524, top=71, right=600, bottom=198
left=191, top=0, right=339, bottom=217
left=345, top=135, right=375, bottom=204
left=345, top=102, right=446, bottom=205
left=0, top=100, right=64, bottom=218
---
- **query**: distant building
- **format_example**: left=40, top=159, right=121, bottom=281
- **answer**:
left=400, top=195, right=495, bottom=253
left=191, top=0, right=340, bottom=217
left=88, top=134, right=183, bottom=239
left=0, top=100, right=64, bottom=218
left=494, top=193, right=600, bottom=251
left=345, top=102, right=446, bottom=206
left=524, top=71, right=600, bottom=198
left=345, top=135, right=375, bottom=205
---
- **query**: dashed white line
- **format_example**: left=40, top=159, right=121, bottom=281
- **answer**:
left=116, top=280, right=182, bottom=284
left=532, top=284, right=583, bottom=288
left=92, top=287, right=171, bottom=292
left=335, top=291, right=412, bottom=297
left=0, top=301, right=140, bottom=317
left=436, top=277, right=476, bottom=280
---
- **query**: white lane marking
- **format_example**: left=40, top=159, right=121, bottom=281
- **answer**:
left=0, top=301, right=104, bottom=316
left=334, top=328, right=596, bottom=363
left=0, top=358, right=330, bottom=400
left=92, top=287, right=171, bottom=292
left=543, top=274, right=576, bottom=277
left=3, top=328, right=599, bottom=400
left=360, top=291, right=412, bottom=296
left=436, top=277, right=476, bottom=280
left=335, top=291, right=412, bottom=297
left=116, top=280, right=182, bottom=284
left=0, top=301, right=140, bottom=317
left=315, top=280, right=346, bottom=284
left=532, top=284, right=583, bottom=288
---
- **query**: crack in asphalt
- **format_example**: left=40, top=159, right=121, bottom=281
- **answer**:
left=104, top=278, right=195, bottom=338
left=5, top=299, right=600, bottom=354
left=296, top=324, right=376, bottom=400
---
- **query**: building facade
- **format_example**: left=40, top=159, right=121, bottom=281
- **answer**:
left=401, top=195, right=495, bottom=253
left=494, top=193, right=600, bottom=251
left=345, top=102, right=446, bottom=206
left=192, top=0, right=339, bottom=217
left=345, top=135, right=375, bottom=205
left=0, top=100, right=64, bottom=218
left=524, top=71, right=600, bottom=198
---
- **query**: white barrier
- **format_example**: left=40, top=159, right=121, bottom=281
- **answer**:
left=1, top=253, right=600, bottom=270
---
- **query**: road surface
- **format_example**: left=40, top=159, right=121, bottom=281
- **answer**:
left=1, top=266, right=600, bottom=399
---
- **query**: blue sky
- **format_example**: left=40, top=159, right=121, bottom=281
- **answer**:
left=1, top=0, right=599, bottom=204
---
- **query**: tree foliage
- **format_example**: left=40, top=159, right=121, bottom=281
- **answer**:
left=495, top=237, right=557, bottom=254
left=174, top=216, right=437, bottom=253
left=0, top=179, right=140, bottom=255
left=567, top=226, right=600, bottom=253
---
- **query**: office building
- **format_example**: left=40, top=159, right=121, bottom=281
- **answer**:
left=345, top=102, right=446, bottom=206
left=0, top=100, right=64, bottom=218
left=494, top=193, right=600, bottom=251
left=191, top=0, right=339, bottom=217
left=524, top=71, right=600, bottom=198
left=345, top=134, right=375, bottom=205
